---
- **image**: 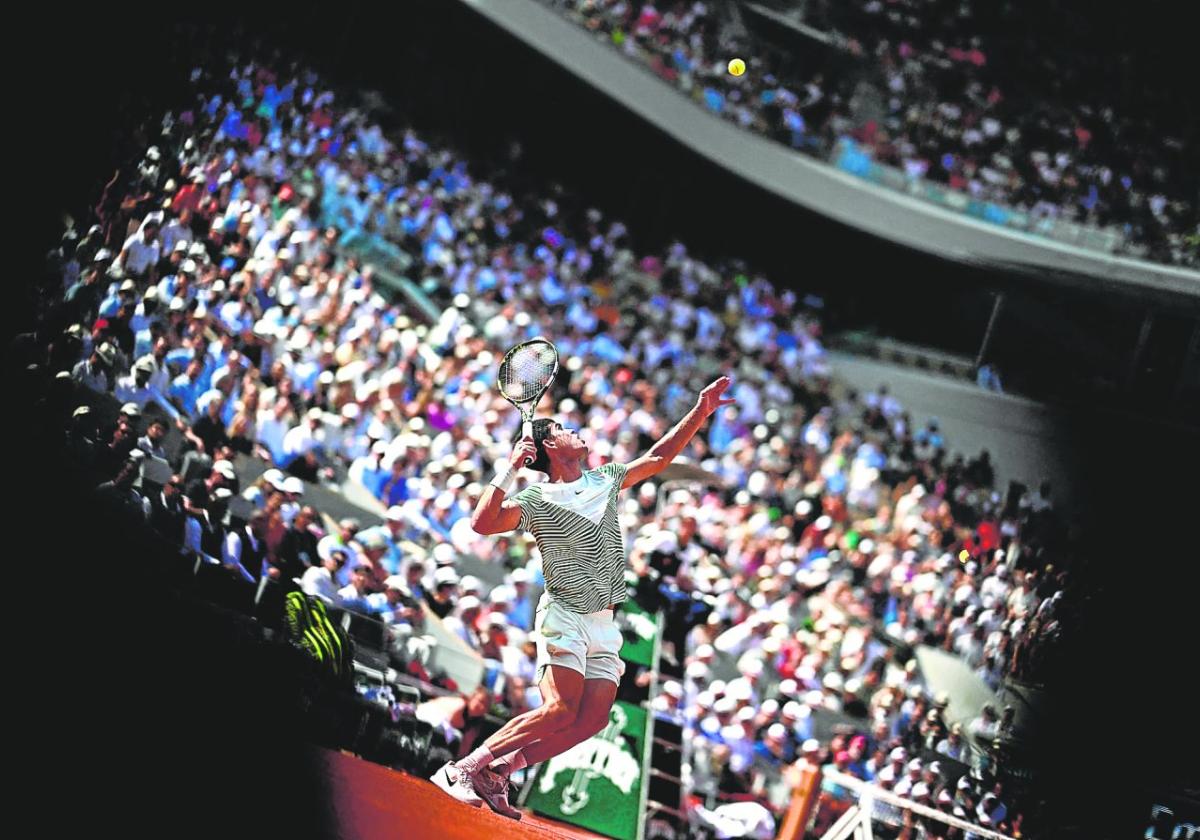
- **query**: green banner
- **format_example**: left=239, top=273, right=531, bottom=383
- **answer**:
left=525, top=700, right=648, bottom=840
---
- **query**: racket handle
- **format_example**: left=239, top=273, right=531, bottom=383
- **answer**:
left=522, top=420, right=533, bottom=466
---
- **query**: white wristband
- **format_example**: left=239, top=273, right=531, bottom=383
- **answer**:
left=490, top=465, right=516, bottom=494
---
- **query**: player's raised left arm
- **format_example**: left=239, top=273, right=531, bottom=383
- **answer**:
left=621, top=376, right=735, bottom=490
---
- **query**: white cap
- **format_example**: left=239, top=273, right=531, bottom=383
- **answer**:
left=459, top=575, right=482, bottom=593
left=457, top=595, right=481, bottom=612
left=385, top=505, right=405, bottom=521
left=714, top=697, right=736, bottom=715
left=262, top=469, right=287, bottom=490
left=720, top=724, right=745, bottom=743
left=777, top=678, right=798, bottom=696
left=662, top=681, right=683, bottom=699
left=907, top=759, right=923, bottom=772
left=212, top=460, right=236, bottom=479
left=740, top=658, right=765, bottom=677
left=736, top=706, right=757, bottom=723
left=283, top=477, right=304, bottom=495
left=728, top=681, right=753, bottom=701
left=433, top=567, right=460, bottom=586
left=490, top=585, right=516, bottom=605
left=801, top=739, right=821, bottom=754
left=765, top=724, right=788, bottom=742
left=889, top=747, right=907, bottom=762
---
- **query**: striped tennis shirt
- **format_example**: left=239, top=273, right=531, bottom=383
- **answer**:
left=513, top=462, right=630, bottom=614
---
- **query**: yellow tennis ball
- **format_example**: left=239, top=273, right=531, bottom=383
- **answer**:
left=728, top=58, right=746, bottom=77
left=959, top=550, right=970, bottom=563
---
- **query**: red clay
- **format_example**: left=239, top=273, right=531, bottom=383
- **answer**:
left=314, top=747, right=609, bottom=840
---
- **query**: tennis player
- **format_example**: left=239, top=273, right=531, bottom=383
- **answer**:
left=430, top=375, right=734, bottom=816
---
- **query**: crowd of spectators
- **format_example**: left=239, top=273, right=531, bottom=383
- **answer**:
left=545, top=0, right=1198, bottom=267
left=28, top=37, right=1078, bottom=838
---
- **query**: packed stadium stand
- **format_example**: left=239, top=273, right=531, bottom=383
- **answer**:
left=542, top=0, right=1198, bottom=268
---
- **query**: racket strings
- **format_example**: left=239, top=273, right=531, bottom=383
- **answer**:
left=500, top=344, right=557, bottom=403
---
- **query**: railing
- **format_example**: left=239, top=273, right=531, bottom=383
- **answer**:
left=816, top=768, right=1018, bottom=840
left=831, top=139, right=1128, bottom=256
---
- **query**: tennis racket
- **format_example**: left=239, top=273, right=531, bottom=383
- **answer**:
left=498, top=337, right=560, bottom=466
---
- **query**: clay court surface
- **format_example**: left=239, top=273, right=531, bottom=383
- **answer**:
left=315, top=747, right=607, bottom=839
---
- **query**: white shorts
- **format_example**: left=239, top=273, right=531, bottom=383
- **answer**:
left=533, top=594, right=626, bottom=687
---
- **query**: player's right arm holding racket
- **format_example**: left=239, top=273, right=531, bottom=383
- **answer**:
left=472, top=337, right=559, bottom=535
left=470, top=433, right=537, bottom=535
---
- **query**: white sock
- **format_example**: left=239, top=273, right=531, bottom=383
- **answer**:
left=457, top=745, right=494, bottom=776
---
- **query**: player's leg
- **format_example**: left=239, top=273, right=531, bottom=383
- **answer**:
left=513, top=677, right=618, bottom=766
left=478, top=663, right=585, bottom=761
left=474, top=670, right=615, bottom=819
left=493, top=607, right=625, bottom=773
left=473, top=597, right=595, bottom=765
left=431, top=598, right=591, bottom=806
left=430, top=665, right=583, bottom=807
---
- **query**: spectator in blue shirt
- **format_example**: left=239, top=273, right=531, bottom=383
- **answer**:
left=754, top=724, right=796, bottom=768
left=170, top=359, right=207, bottom=418
left=376, top=459, right=409, bottom=507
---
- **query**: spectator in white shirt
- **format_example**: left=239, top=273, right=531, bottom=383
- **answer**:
left=118, top=219, right=163, bottom=282
left=443, top=596, right=484, bottom=651
left=160, top=210, right=193, bottom=256
left=302, top=544, right=350, bottom=604
left=282, top=407, right=326, bottom=466
left=935, top=722, right=969, bottom=762
left=115, top=358, right=182, bottom=421
left=256, top=398, right=295, bottom=466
